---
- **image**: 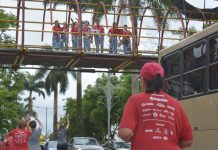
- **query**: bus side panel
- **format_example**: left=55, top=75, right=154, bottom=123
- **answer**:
left=194, top=93, right=218, bottom=130
left=180, top=99, right=196, bottom=150
left=195, top=130, right=218, bottom=150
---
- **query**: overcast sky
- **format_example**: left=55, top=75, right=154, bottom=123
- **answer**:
left=1, top=0, right=218, bottom=135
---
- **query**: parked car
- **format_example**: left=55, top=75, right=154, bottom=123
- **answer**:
left=103, top=140, right=130, bottom=150
left=44, top=141, right=57, bottom=150
left=68, top=137, right=104, bottom=150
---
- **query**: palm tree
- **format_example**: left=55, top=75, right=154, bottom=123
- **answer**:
left=23, top=73, right=45, bottom=114
left=35, top=66, right=76, bottom=139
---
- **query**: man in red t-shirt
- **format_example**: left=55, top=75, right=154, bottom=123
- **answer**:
left=118, top=62, right=193, bottom=150
left=120, top=24, right=131, bottom=54
left=108, top=22, right=121, bottom=54
left=71, top=22, right=80, bottom=51
left=6, top=117, right=32, bottom=150
left=92, top=19, right=104, bottom=53
left=52, top=20, right=61, bottom=49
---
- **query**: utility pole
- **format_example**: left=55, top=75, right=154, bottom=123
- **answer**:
left=203, top=0, right=206, bottom=28
left=99, top=73, right=120, bottom=140
left=46, top=106, right=48, bottom=139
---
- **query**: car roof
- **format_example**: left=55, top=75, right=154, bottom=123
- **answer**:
left=73, top=137, right=96, bottom=139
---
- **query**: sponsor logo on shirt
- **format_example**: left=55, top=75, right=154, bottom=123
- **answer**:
left=157, top=103, right=166, bottom=108
left=153, top=112, right=158, bottom=118
left=163, top=136, right=168, bottom=141
left=167, top=105, right=176, bottom=111
left=150, top=96, right=168, bottom=103
left=168, top=116, right=175, bottom=121
left=143, top=113, right=152, bottom=117
left=153, top=108, right=162, bottom=112
left=153, top=136, right=162, bottom=140
left=159, top=114, right=166, bottom=118
left=156, top=123, right=165, bottom=127
left=142, top=102, right=154, bottom=107
left=163, top=110, right=170, bottom=114
left=142, top=109, right=152, bottom=112
left=145, top=129, right=153, bottom=133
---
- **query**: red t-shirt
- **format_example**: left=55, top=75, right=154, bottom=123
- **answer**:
left=0, top=141, right=4, bottom=150
left=119, top=90, right=193, bottom=150
left=52, top=26, right=61, bottom=35
left=71, top=26, right=79, bottom=37
left=61, top=26, right=68, bottom=35
left=4, top=135, right=15, bottom=150
left=108, top=27, right=122, bottom=36
left=8, top=128, right=32, bottom=150
left=93, top=25, right=104, bottom=34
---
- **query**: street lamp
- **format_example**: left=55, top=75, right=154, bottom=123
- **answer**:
left=98, top=73, right=120, bottom=140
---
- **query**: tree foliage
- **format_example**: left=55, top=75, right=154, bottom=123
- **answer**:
left=65, top=74, right=132, bottom=142
left=0, top=69, right=26, bottom=136
left=0, top=9, right=16, bottom=44
left=171, top=26, right=198, bottom=38
left=23, top=73, right=45, bottom=114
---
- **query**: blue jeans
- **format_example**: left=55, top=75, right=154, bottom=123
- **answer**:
left=109, top=37, right=118, bottom=53
left=61, top=34, right=68, bottom=49
left=72, top=37, right=80, bottom=51
left=52, top=34, right=61, bottom=49
left=83, top=37, right=91, bottom=51
left=123, top=42, right=131, bottom=54
left=95, top=36, right=104, bottom=53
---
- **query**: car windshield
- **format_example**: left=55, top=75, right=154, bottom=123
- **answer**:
left=48, top=141, right=57, bottom=148
left=74, top=138, right=99, bottom=145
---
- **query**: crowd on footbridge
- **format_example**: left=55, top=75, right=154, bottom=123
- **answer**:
left=52, top=19, right=132, bottom=54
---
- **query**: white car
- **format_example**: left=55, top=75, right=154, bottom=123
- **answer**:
left=45, top=141, right=57, bottom=150
left=103, top=140, right=130, bottom=150
left=68, top=137, right=104, bottom=150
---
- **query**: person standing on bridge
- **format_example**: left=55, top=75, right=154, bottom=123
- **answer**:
left=120, top=24, right=132, bottom=54
left=60, top=22, right=69, bottom=50
left=82, top=21, right=92, bottom=52
left=108, top=22, right=121, bottom=54
left=71, top=22, right=80, bottom=51
left=52, top=20, right=61, bottom=50
left=92, top=19, right=104, bottom=53
left=118, top=62, right=193, bottom=150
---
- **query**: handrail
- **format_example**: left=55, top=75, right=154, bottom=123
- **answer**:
left=0, top=19, right=198, bottom=34
left=1, top=5, right=217, bottom=22
left=0, top=28, right=182, bottom=41
left=0, top=43, right=159, bottom=54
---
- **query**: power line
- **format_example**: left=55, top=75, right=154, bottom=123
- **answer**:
left=32, top=105, right=53, bottom=109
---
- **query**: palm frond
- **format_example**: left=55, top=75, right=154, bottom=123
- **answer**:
left=35, top=66, right=50, bottom=80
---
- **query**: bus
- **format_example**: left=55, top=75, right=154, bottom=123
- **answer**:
left=159, top=23, right=218, bottom=150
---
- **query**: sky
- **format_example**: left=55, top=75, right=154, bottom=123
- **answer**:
left=1, top=0, right=218, bottom=135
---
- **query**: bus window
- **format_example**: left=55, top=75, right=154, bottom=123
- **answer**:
left=209, top=64, right=218, bottom=90
left=182, top=69, right=205, bottom=96
left=183, top=42, right=206, bottom=72
left=164, top=77, right=181, bottom=99
left=162, top=52, right=180, bottom=78
left=210, top=37, right=218, bottom=62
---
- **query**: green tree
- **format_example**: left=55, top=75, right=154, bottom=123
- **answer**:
left=0, top=69, right=26, bottom=136
left=0, top=9, right=16, bottom=44
left=23, top=73, right=45, bottom=114
left=65, top=74, right=132, bottom=142
left=171, top=26, right=198, bottom=38
left=35, top=67, right=76, bottom=139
